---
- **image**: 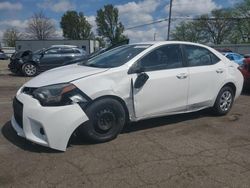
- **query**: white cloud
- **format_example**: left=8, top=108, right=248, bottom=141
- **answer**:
left=115, top=0, right=165, bottom=43
left=54, top=29, right=63, bottom=39
left=86, top=15, right=97, bottom=34
left=166, top=0, right=219, bottom=17
left=0, top=20, right=29, bottom=29
left=124, top=21, right=168, bottom=43
left=51, top=1, right=75, bottom=12
left=122, top=0, right=220, bottom=43
left=38, top=0, right=75, bottom=13
left=0, top=1, right=22, bottom=10
left=117, top=0, right=161, bottom=26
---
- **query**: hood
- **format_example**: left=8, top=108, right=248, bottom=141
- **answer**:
left=24, top=64, right=109, bottom=87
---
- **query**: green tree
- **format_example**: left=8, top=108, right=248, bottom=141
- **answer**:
left=96, top=4, right=127, bottom=45
left=197, top=9, right=234, bottom=44
left=171, top=21, right=203, bottom=42
left=3, top=28, right=22, bottom=47
left=60, top=11, right=92, bottom=39
left=231, top=0, right=250, bottom=43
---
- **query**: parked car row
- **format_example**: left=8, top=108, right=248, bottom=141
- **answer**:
left=8, top=45, right=87, bottom=76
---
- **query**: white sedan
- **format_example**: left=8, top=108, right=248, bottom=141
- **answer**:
left=12, top=41, right=243, bottom=151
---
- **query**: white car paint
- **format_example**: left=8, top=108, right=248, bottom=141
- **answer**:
left=12, top=41, right=243, bottom=151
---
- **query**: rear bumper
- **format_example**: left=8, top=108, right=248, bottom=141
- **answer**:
left=11, top=93, right=89, bottom=151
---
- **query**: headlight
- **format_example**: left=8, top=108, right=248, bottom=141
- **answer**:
left=32, top=83, right=89, bottom=106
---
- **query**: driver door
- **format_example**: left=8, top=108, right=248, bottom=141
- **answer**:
left=130, top=44, right=189, bottom=119
left=39, top=47, right=64, bottom=71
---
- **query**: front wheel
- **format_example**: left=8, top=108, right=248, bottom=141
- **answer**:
left=79, top=98, right=126, bottom=143
left=212, top=86, right=234, bottom=116
left=22, top=63, right=37, bottom=76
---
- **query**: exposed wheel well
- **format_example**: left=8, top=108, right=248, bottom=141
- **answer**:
left=22, top=61, right=37, bottom=66
left=69, top=95, right=130, bottom=146
left=222, top=82, right=236, bottom=96
left=91, top=95, right=130, bottom=123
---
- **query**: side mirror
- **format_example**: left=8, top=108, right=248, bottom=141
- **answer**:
left=134, top=72, right=149, bottom=88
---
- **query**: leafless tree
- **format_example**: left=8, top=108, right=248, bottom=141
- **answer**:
left=3, top=28, right=23, bottom=47
left=26, top=11, right=56, bottom=40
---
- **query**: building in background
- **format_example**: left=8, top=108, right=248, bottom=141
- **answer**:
left=15, top=39, right=100, bottom=55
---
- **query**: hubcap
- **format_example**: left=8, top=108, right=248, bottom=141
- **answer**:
left=96, top=109, right=116, bottom=133
left=24, top=64, right=36, bottom=76
left=219, top=91, right=232, bottom=112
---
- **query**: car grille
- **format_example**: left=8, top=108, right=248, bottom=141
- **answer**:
left=13, top=97, right=23, bottom=129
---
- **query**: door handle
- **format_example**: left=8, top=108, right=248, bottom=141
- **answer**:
left=216, top=68, right=224, bottom=74
left=176, top=73, right=188, bottom=79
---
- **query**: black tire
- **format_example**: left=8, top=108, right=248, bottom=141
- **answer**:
left=22, top=63, right=37, bottom=76
left=79, top=98, right=126, bottom=142
left=212, top=86, right=234, bottom=116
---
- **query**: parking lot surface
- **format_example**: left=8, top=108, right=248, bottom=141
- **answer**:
left=1, top=60, right=250, bottom=187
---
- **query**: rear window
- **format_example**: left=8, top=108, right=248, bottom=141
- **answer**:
left=185, top=45, right=220, bottom=67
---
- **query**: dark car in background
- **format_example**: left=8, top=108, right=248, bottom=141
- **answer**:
left=222, top=52, right=245, bottom=65
left=8, top=45, right=87, bottom=76
left=0, top=49, right=9, bottom=60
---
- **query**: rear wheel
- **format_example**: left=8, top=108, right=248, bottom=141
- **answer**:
left=79, top=98, right=126, bottom=142
left=22, top=63, right=37, bottom=76
left=212, top=86, right=234, bottom=116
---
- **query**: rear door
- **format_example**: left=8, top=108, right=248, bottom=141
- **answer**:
left=131, top=44, right=189, bottom=119
left=183, top=45, right=225, bottom=110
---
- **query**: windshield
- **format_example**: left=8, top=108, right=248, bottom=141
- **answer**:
left=33, top=49, right=44, bottom=55
left=80, top=44, right=151, bottom=68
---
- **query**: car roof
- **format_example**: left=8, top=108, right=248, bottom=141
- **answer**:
left=130, top=41, right=212, bottom=48
left=51, top=45, right=78, bottom=48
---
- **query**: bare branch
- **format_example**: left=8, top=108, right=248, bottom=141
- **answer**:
left=26, top=11, right=56, bottom=40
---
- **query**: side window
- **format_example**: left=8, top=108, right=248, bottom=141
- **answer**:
left=233, top=54, right=242, bottom=60
left=139, top=45, right=183, bottom=71
left=185, top=45, right=220, bottom=67
left=60, top=48, right=75, bottom=54
left=45, top=48, right=61, bottom=54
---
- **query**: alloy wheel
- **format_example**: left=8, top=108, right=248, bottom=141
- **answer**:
left=219, top=90, right=232, bottom=112
left=24, top=64, right=36, bottom=76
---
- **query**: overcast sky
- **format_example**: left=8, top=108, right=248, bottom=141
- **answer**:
left=0, top=0, right=243, bottom=43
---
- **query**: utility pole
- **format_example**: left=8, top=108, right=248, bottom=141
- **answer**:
left=154, top=33, right=157, bottom=41
left=167, top=0, right=173, bottom=40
